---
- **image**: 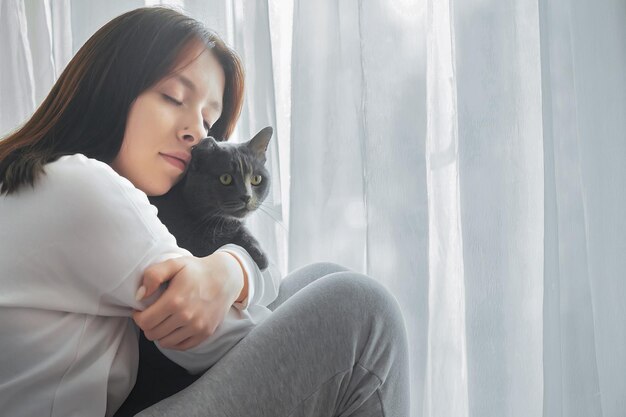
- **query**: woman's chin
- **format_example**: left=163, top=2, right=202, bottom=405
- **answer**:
left=143, top=180, right=175, bottom=197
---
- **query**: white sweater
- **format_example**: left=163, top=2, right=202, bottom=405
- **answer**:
left=0, top=154, right=281, bottom=417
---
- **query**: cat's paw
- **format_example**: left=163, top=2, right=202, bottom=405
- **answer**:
left=250, top=250, right=269, bottom=271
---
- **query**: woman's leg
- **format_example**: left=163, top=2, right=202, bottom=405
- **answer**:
left=135, top=262, right=411, bottom=417
left=266, top=262, right=352, bottom=311
left=114, top=263, right=353, bottom=417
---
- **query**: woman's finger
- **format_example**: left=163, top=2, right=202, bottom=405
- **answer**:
left=157, top=326, right=197, bottom=349
left=138, top=256, right=187, bottom=300
left=172, top=336, right=201, bottom=351
left=143, top=313, right=185, bottom=341
left=133, top=288, right=177, bottom=331
left=134, top=265, right=192, bottom=330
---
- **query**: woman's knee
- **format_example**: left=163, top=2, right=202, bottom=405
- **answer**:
left=268, top=262, right=353, bottom=311
left=321, top=271, right=407, bottom=335
left=290, top=261, right=352, bottom=279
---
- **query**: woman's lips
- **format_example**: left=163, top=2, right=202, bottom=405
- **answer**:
left=160, top=153, right=186, bottom=171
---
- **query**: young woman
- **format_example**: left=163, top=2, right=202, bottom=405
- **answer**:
left=0, top=7, right=410, bottom=417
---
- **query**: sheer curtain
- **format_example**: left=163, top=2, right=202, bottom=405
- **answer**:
left=2, top=1, right=625, bottom=417
left=289, top=1, right=625, bottom=417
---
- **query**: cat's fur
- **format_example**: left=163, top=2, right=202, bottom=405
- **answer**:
left=148, top=126, right=273, bottom=270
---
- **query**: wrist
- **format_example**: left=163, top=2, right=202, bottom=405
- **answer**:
left=218, top=251, right=248, bottom=303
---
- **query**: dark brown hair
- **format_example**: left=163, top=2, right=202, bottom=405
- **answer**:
left=0, top=6, right=245, bottom=195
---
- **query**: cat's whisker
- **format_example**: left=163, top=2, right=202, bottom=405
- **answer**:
left=257, top=201, right=282, bottom=213
left=217, top=215, right=236, bottom=239
left=200, top=212, right=219, bottom=227
left=255, top=202, right=284, bottom=221
left=255, top=205, right=289, bottom=232
left=212, top=217, right=220, bottom=242
left=259, top=198, right=279, bottom=205
left=198, top=215, right=219, bottom=230
left=192, top=206, right=221, bottom=219
left=216, top=216, right=226, bottom=240
left=208, top=214, right=220, bottom=241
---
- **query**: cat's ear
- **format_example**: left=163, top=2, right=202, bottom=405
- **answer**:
left=246, top=126, right=273, bottom=163
left=199, top=136, right=219, bottom=149
left=190, top=137, right=218, bottom=169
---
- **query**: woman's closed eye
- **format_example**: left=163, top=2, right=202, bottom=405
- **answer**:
left=162, top=93, right=183, bottom=106
left=162, top=94, right=211, bottom=134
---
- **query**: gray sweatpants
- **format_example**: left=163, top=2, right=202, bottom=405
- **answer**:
left=135, top=262, right=411, bottom=417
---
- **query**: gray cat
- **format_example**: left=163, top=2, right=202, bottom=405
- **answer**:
left=148, top=126, right=273, bottom=270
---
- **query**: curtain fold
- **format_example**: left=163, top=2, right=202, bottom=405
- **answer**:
left=22, top=0, right=55, bottom=105
left=424, top=0, right=468, bottom=415
left=289, top=9, right=430, bottom=414
left=2, top=1, right=625, bottom=416
left=559, top=0, right=626, bottom=415
left=0, top=0, right=36, bottom=135
left=453, top=0, right=545, bottom=415
left=541, top=0, right=603, bottom=415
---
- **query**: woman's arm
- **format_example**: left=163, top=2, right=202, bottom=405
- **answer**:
left=36, top=154, right=280, bottom=372
left=132, top=243, right=283, bottom=374
left=132, top=243, right=282, bottom=351
left=131, top=251, right=245, bottom=351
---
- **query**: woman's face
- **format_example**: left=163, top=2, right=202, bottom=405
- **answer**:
left=111, top=46, right=225, bottom=196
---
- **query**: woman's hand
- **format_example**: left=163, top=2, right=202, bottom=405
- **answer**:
left=132, top=251, right=245, bottom=351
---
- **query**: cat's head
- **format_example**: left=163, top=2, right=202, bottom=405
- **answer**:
left=180, top=126, right=273, bottom=219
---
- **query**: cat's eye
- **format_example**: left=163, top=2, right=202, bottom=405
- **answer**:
left=219, top=174, right=232, bottom=185
left=251, top=175, right=263, bottom=186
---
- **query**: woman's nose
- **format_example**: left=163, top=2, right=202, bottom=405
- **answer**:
left=178, top=129, right=204, bottom=146
left=178, top=118, right=206, bottom=147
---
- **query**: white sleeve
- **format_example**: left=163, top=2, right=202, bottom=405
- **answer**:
left=29, top=154, right=193, bottom=316
left=214, top=243, right=282, bottom=310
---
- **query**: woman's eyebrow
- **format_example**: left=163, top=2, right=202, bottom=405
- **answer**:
left=173, top=74, right=222, bottom=112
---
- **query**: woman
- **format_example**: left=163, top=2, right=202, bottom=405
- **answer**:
left=0, top=6, right=410, bottom=417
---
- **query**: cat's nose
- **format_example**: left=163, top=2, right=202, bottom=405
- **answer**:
left=240, top=195, right=251, bottom=204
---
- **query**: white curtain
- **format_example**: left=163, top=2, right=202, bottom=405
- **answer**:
left=2, top=1, right=625, bottom=417
left=289, top=1, right=625, bottom=417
